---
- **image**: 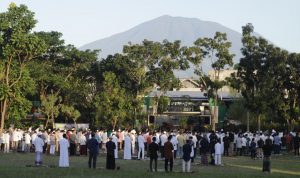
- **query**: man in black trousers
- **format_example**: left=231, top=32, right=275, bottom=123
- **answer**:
left=87, top=132, right=99, bottom=169
left=106, top=136, right=116, bottom=170
left=149, top=137, right=159, bottom=172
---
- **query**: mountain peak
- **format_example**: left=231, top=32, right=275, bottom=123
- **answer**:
left=80, top=16, right=243, bottom=77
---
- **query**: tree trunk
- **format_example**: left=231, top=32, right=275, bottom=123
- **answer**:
left=45, top=115, right=50, bottom=129
left=112, top=117, right=117, bottom=131
left=258, top=114, right=261, bottom=132
left=133, top=107, right=137, bottom=128
left=212, top=95, right=218, bottom=131
left=73, top=119, right=77, bottom=129
left=247, top=111, right=250, bottom=132
left=290, top=119, right=295, bottom=131
left=0, top=98, right=8, bottom=132
left=51, top=112, right=55, bottom=129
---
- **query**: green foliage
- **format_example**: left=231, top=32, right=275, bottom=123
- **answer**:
left=179, top=116, right=188, bottom=129
left=193, top=32, right=234, bottom=130
left=225, top=99, right=249, bottom=124
left=40, top=94, right=60, bottom=128
left=0, top=4, right=46, bottom=130
left=157, top=96, right=170, bottom=114
left=227, top=23, right=300, bottom=130
left=93, top=39, right=202, bottom=127
left=28, top=31, right=98, bottom=127
left=194, top=32, right=234, bottom=98
left=94, top=72, right=126, bottom=129
left=60, top=105, right=81, bottom=124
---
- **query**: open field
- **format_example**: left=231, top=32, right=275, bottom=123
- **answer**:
left=0, top=152, right=300, bottom=178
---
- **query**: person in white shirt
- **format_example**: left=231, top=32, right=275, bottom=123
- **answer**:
left=236, top=134, right=243, bottom=156
left=160, top=131, right=168, bottom=158
left=31, top=132, right=37, bottom=144
left=102, top=130, right=108, bottom=153
left=24, top=132, right=31, bottom=153
left=59, top=134, right=70, bottom=167
left=79, top=131, right=87, bottom=155
left=33, top=134, right=45, bottom=166
left=214, top=139, right=222, bottom=165
left=171, top=134, right=178, bottom=159
left=49, top=131, right=56, bottom=155
left=112, top=133, right=118, bottom=159
left=131, top=131, right=136, bottom=154
left=12, top=129, right=19, bottom=151
left=3, top=131, right=10, bottom=153
left=138, top=132, right=145, bottom=160
left=123, top=133, right=132, bottom=160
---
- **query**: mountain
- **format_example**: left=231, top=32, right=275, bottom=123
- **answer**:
left=80, top=15, right=244, bottom=78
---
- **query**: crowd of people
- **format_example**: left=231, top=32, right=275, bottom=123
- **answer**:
left=1, top=127, right=300, bottom=173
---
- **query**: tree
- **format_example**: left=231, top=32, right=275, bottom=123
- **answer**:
left=28, top=32, right=98, bottom=127
left=61, top=105, right=81, bottom=128
left=229, top=23, right=293, bottom=131
left=0, top=4, right=46, bottom=131
left=94, top=72, right=126, bottom=130
left=40, top=94, right=60, bottom=128
left=193, top=32, right=235, bottom=131
left=123, top=40, right=202, bottom=123
left=94, top=40, right=201, bottom=127
left=282, top=53, right=300, bottom=130
left=157, top=96, right=170, bottom=114
left=230, top=24, right=269, bottom=131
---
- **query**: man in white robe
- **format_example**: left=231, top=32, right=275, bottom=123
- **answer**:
left=49, top=132, right=56, bottom=155
left=123, top=133, right=132, bottom=160
left=138, top=132, right=145, bottom=160
left=33, top=134, right=44, bottom=166
left=131, top=131, right=136, bottom=154
left=3, top=130, right=10, bottom=153
left=214, top=139, right=222, bottom=165
left=59, top=134, right=70, bottom=167
left=101, top=130, right=108, bottom=153
left=112, top=134, right=118, bottom=159
left=24, top=132, right=31, bottom=153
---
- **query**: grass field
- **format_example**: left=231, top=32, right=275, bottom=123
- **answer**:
left=0, top=152, right=300, bottom=178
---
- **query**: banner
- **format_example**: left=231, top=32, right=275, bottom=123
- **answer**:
left=54, top=123, right=89, bottom=130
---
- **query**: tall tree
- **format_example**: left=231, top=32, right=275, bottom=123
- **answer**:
left=0, top=4, right=46, bottom=131
left=193, top=32, right=235, bottom=131
left=123, top=40, right=202, bottom=123
left=40, top=94, right=60, bottom=128
left=29, top=32, right=98, bottom=128
left=283, top=53, right=300, bottom=130
left=229, top=23, right=292, bottom=131
left=94, top=72, right=126, bottom=130
left=93, top=40, right=201, bottom=126
left=231, top=24, right=268, bottom=131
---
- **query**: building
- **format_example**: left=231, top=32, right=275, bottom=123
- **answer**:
left=145, top=69, right=238, bottom=130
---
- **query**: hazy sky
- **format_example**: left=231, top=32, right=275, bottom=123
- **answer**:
left=0, top=0, right=299, bottom=52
